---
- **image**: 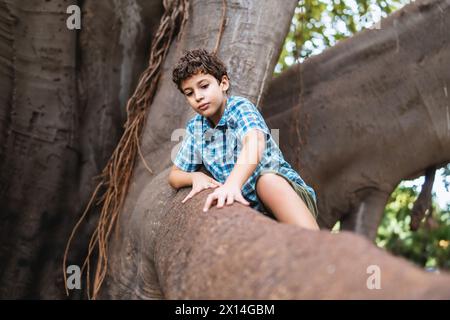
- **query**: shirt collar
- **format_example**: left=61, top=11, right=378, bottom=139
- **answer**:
left=202, top=96, right=232, bottom=133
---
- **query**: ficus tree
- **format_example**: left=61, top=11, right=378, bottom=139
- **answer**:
left=0, top=0, right=449, bottom=299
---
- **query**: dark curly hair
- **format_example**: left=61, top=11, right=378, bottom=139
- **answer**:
left=172, top=48, right=229, bottom=93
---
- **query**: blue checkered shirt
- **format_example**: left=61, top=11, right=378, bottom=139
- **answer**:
left=173, top=95, right=317, bottom=213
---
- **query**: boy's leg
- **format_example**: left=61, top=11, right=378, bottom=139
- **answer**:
left=256, top=173, right=319, bottom=230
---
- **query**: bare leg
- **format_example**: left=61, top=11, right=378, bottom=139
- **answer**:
left=256, top=173, right=319, bottom=230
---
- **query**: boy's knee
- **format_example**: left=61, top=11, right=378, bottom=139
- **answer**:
left=256, top=173, right=279, bottom=191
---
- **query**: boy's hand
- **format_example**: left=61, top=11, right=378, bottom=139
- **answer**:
left=203, top=183, right=250, bottom=212
left=182, top=172, right=222, bottom=203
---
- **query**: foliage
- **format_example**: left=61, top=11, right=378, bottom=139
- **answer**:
left=376, top=184, right=450, bottom=271
left=275, top=0, right=410, bottom=74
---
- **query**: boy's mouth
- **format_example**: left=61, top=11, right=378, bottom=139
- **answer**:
left=198, top=103, right=209, bottom=111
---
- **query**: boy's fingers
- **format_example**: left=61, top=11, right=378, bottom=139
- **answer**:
left=236, top=194, right=250, bottom=206
left=203, top=194, right=217, bottom=212
left=182, top=189, right=197, bottom=203
left=217, top=194, right=226, bottom=208
left=226, top=194, right=234, bottom=205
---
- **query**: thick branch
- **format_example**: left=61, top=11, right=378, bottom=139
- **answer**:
left=261, top=0, right=450, bottom=237
left=103, top=170, right=450, bottom=299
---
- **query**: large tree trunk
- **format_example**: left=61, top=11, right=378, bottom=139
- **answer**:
left=0, top=0, right=163, bottom=299
left=0, top=0, right=80, bottom=299
left=261, top=0, right=450, bottom=239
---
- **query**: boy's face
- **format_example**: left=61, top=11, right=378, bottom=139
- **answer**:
left=181, top=72, right=229, bottom=125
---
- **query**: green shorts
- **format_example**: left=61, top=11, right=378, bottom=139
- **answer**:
left=256, top=170, right=319, bottom=220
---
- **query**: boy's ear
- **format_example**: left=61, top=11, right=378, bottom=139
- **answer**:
left=220, top=75, right=230, bottom=92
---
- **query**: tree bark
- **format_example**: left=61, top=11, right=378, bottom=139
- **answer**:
left=0, top=0, right=80, bottom=298
left=0, top=0, right=163, bottom=299
left=261, top=0, right=450, bottom=239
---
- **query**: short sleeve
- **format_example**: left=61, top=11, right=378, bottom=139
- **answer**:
left=173, top=119, right=202, bottom=172
left=234, top=100, right=270, bottom=142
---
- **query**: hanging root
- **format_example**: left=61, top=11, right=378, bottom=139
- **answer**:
left=63, top=0, right=190, bottom=300
left=410, top=166, right=436, bottom=231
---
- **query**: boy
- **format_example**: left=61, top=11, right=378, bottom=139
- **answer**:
left=168, top=49, right=319, bottom=230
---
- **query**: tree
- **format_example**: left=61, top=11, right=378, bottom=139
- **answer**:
left=0, top=0, right=449, bottom=299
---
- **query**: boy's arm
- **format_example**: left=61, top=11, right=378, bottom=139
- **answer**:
left=169, top=165, right=223, bottom=204
left=203, top=129, right=266, bottom=212
left=225, top=129, right=266, bottom=188
left=168, top=165, right=193, bottom=189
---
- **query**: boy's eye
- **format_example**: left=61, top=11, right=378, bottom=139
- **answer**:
left=201, top=84, right=209, bottom=89
left=185, top=92, right=192, bottom=96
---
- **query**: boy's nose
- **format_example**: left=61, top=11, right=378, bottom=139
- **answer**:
left=194, top=92, right=204, bottom=101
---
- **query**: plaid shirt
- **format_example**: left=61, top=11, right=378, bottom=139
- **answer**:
left=173, top=95, right=317, bottom=213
